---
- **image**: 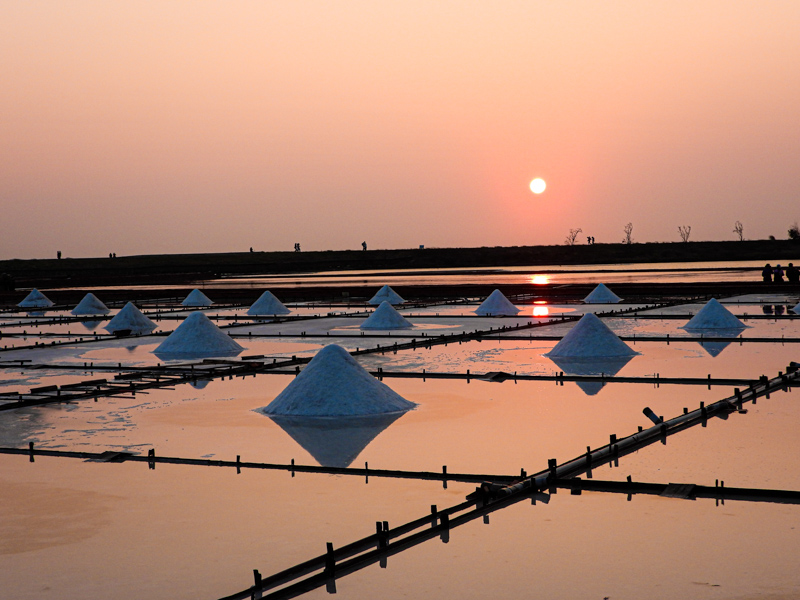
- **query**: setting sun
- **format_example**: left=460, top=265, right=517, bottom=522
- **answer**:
left=530, top=178, right=546, bottom=194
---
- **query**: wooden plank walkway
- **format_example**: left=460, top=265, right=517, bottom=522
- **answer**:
left=0, top=445, right=519, bottom=485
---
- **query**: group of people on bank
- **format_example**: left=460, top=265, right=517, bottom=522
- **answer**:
left=762, top=263, right=800, bottom=283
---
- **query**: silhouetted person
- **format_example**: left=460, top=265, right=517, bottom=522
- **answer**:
left=761, top=264, right=772, bottom=283
left=774, top=264, right=785, bottom=283
left=362, top=241, right=367, bottom=251
left=57, top=250, right=62, bottom=260
left=762, top=304, right=773, bottom=315
left=250, top=247, right=253, bottom=253
left=786, top=263, right=799, bottom=283
left=109, top=253, right=113, bottom=258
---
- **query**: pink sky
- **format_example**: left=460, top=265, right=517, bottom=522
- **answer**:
left=2, top=1, right=799, bottom=259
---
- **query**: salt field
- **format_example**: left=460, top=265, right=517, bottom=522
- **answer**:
left=2, top=278, right=800, bottom=600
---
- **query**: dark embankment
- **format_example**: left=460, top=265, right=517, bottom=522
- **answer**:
left=1, top=239, right=798, bottom=292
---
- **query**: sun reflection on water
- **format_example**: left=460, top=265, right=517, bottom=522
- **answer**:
left=530, top=275, right=549, bottom=285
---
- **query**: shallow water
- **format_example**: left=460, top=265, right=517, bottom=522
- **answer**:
left=2, top=292, right=800, bottom=599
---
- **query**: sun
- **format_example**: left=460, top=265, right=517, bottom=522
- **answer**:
left=529, top=178, right=546, bottom=194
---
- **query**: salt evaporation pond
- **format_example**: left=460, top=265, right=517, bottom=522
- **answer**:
left=1, top=287, right=800, bottom=600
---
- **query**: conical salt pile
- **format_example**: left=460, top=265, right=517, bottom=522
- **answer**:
left=247, top=291, right=291, bottom=316
left=104, top=302, right=157, bottom=334
left=475, top=289, right=520, bottom=316
left=683, top=298, right=745, bottom=329
left=546, top=313, right=636, bottom=358
left=153, top=311, right=243, bottom=357
left=18, top=289, right=54, bottom=308
left=360, top=301, right=412, bottom=330
left=262, top=344, right=416, bottom=416
left=181, top=288, right=214, bottom=307
left=584, top=284, right=622, bottom=304
left=368, top=285, right=405, bottom=305
left=791, top=301, right=799, bottom=315
left=71, top=293, right=110, bottom=315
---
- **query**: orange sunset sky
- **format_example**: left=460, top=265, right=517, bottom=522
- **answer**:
left=2, top=1, right=799, bottom=259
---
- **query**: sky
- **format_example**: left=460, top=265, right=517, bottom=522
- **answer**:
left=1, top=1, right=799, bottom=259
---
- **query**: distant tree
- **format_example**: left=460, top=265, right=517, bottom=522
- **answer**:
left=623, top=222, right=633, bottom=244
left=789, top=222, right=800, bottom=241
left=565, top=228, right=582, bottom=246
left=678, top=225, right=691, bottom=243
left=733, top=221, right=744, bottom=241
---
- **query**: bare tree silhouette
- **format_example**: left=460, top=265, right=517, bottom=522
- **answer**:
left=623, top=222, right=634, bottom=244
left=733, top=221, right=744, bottom=241
left=565, top=228, right=583, bottom=246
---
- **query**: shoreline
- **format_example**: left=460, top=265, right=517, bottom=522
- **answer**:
left=1, top=239, right=798, bottom=291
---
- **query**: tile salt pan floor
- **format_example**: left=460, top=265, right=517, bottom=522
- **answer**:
left=153, top=311, right=243, bottom=358
left=474, top=289, right=520, bottom=316
left=360, top=301, right=413, bottom=330
left=71, top=293, right=110, bottom=315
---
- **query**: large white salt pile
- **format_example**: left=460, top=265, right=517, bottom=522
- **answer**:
left=153, top=311, right=243, bottom=357
left=104, top=302, right=157, bottom=334
left=546, top=313, right=637, bottom=358
left=368, top=285, right=405, bottom=306
left=683, top=298, right=745, bottom=329
left=181, top=288, right=214, bottom=307
left=262, top=344, right=415, bottom=416
left=18, top=288, right=54, bottom=308
left=475, top=289, right=520, bottom=316
left=360, top=301, right=412, bottom=330
left=584, top=283, right=622, bottom=304
left=71, top=293, right=110, bottom=315
left=247, top=291, right=291, bottom=316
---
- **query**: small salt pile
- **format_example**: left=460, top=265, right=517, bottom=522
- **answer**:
left=247, top=291, right=291, bottom=316
left=360, top=301, right=412, bottom=330
left=475, top=289, right=520, bottom=316
left=153, top=311, right=243, bottom=357
left=181, top=288, right=214, bottom=307
left=683, top=298, right=745, bottom=330
left=71, top=293, right=110, bottom=315
left=18, top=288, right=54, bottom=308
left=546, top=313, right=636, bottom=358
left=104, top=302, right=157, bottom=334
left=368, top=285, right=405, bottom=306
left=791, top=301, right=800, bottom=315
left=262, top=344, right=415, bottom=416
left=584, top=283, right=622, bottom=304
